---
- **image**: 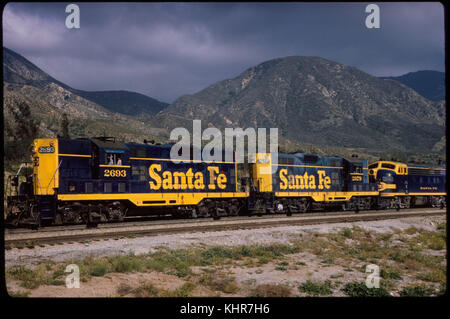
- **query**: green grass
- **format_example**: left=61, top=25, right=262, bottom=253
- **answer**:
left=342, top=281, right=390, bottom=297
left=298, top=280, right=333, bottom=296
left=8, top=290, right=30, bottom=297
left=416, top=270, right=446, bottom=283
left=133, top=282, right=159, bottom=297
left=199, top=273, right=239, bottom=294
left=399, top=285, right=434, bottom=297
left=253, top=284, right=292, bottom=297
left=380, top=269, right=403, bottom=280
left=163, top=282, right=197, bottom=297
left=6, top=265, right=49, bottom=289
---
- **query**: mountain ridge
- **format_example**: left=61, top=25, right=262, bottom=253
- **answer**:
left=380, top=70, right=445, bottom=102
left=155, top=55, right=445, bottom=152
left=3, top=47, right=168, bottom=116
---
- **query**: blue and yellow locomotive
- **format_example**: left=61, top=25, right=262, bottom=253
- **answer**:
left=6, top=137, right=247, bottom=226
left=246, top=152, right=378, bottom=215
left=5, top=137, right=446, bottom=227
left=368, top=161, right=446, bottom=209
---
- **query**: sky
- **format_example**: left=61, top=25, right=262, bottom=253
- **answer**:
left=2, top=2, right=445, bottom=103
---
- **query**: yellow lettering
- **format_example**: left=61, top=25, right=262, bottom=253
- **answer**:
left=149, top=164, right=162, bottom=190
left=217, top=174, right=227, bottom=189
left=162, top=171, right=172, bottom=189
left=288, top=175, right=295, bottom=189
left=186, top=168, right=194, bottom=189
left=303, top=172, right=309, bottom=189
left=207, top=166, right=219, bottom=190
left=280, top=169, right=288, bottom=190
left=295, top=175, right=304, bottom=190
left=324, top=176, right=331, bottom=189
left=173, top=172, right=187, bottom=190
left=309, top=175, right=316, bottom=189
left=194, top=172, right=205, bottom=189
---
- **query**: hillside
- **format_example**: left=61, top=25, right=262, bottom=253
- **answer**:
left=3, top=47, right=168, bottom=116
left=3, top=47, right=169, bottom=166
left=155, top=56, right=445, bottom=152
left=380, top=70, right=445, bottom=102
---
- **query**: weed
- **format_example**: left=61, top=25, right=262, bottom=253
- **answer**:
left=380, top=269, right=403, bottom=280
left=341, top=228, right=352, bottom=238
left=116, top=283, right=134, bottom=296
left=298, top=280, right=332, bottom=296
left=134, top=282, right=159, bottom=297
left=165, top=282, right=196, bottom=297
left=8, top=290, right=30, bottom=297
left=199, top=273, right=239, bottom=294
left=89, top=262, right=109, bottom=277
left=342, top=281, right=390, bottom=297
left=253, top=284, right=292, bottom=297
left=399, top=285, right=434, bottom=297
left=416, top=270, right=446, bottom=283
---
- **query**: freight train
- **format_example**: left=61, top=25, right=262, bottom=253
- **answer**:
left=4, top=137, right=446, bottom=227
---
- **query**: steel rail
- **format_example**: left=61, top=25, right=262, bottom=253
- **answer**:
left=5, top=209, right=445, bottom=247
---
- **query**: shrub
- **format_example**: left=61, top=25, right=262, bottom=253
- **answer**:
left=253, top=284, right=292, bottom=297
left=399, top=285, right=434, bottom=297
left=342, top=281, right=390, bottom=297
left=299, top=280, right=333, bottom=296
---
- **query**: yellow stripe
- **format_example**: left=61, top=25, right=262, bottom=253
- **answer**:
left=380, top=192, right=446, bottom=197
left=275, top=191, right=379, bottom=202
left=350, top=173, right=363, bottom=175
left=59, top=154, right=91, bottom=158
left=408, top=166, right=445, bottom=170
left=58, top=192, right=249, bottom=206
left=99, top=164, right=131, bottom=168
left=275, top=164, right=343, bottom=169
left=130, top=157, right=235, bottom=164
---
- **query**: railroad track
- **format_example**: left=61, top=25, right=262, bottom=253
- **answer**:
left=4, top=208, right=446, bottom=247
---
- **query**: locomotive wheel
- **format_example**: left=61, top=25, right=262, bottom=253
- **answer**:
left=298, top=198, right=309, bottom=213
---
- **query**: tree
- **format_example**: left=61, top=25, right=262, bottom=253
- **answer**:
left=4, top=98, right=40, bottom=164
left=61, top=113, right=70, bottom=138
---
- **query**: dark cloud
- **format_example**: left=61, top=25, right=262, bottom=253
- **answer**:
left=3, top=2, right=444, bottom=103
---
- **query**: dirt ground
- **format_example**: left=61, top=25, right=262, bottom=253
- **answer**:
left=5, top=214, right=446, bottom=297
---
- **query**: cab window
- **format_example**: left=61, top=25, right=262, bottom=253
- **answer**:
left=368, top=163, right=378, bottom=169
left=105, top=151, right=124, bottom=165
left=381, top=163, right=395, bottom=169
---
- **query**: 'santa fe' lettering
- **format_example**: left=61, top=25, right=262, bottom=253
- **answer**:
left=148, top=164, right=227, bottom=190
left=279, top=169, right=331, bottom=190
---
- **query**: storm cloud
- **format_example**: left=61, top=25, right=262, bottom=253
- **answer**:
left=2, top=2, right=444, bottom=102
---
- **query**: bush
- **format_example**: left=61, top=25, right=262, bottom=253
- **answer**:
left=400, top=285, right=434, bottom=297
left=253, top=284, right=292, bottom=297
left=298, top=280, right=333, bottom=296
left=89, top=263, right=108, bottom=277
left=342, top=281, right=390, bottom=297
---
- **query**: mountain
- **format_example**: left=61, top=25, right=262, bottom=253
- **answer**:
left=155, top=56, right=445, bottom=152
left=3, top=47, right=169, bottom=166
left=3, top=47, right=168, bottom=116
left=380, top=70, right=445, bottom=102
left=72, top=90, right=168, bottom=116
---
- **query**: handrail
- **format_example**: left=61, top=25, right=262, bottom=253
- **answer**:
left=46, top=160, right=62, bottom=194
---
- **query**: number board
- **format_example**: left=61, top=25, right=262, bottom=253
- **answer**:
left=102, top=168, right=128, bottom=179
left=38, top=146, right=55, bottom=153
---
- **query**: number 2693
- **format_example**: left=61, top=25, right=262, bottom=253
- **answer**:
left=104, top=169, right=126, bottom=177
